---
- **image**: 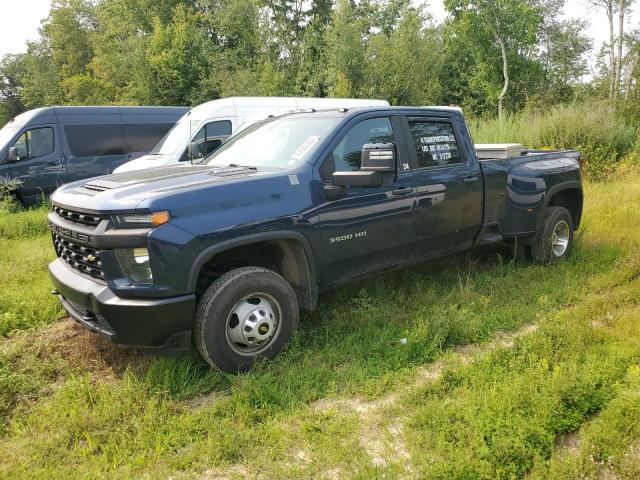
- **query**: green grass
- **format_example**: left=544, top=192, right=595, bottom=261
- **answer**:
left=0, top=231, right=62, bottom=336
left=0, top=169, right=639, bottom=478
left=394, top=260, right=640, bottom=479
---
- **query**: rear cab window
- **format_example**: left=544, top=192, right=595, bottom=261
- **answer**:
left=406, top=118, right=463, bottom=169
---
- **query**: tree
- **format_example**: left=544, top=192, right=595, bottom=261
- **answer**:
left=585, top=0, right=616, bottom=98
left=444, top=0, right=542, bottom=118
left=0, top=55, right=26, bottom=125
left=536, top=3, right=591, bottom=102
left=139, top=4, right=208, bottom=105
left=325, top=0, right=370, bottom=98
left=614, top=0, right=635, bottom=105
left=365, top=6, right=443, bottom=105
left=294, top=0, right=332, bottom=96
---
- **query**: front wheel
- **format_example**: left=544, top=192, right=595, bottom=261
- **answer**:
left=531, top=206, right=574, bottom=265
left=194, top=266, right=299, bottom=373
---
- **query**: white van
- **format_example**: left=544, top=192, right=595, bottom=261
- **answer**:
left=113, top=96, right=389, bottom=173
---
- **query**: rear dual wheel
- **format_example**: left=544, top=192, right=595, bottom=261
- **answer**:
left=516, top=206, right=574, bottom=265
left=194, top=266, right=298, bottom=373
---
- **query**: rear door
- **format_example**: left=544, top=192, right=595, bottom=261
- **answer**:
left=6, top=125, right=63, bottom=200
left=401, top=115, right=483, bottom=256
left=316, top=115, right=417, bottom=282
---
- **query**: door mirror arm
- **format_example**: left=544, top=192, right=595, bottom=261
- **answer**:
left=323, top=183, right=347, bottom=201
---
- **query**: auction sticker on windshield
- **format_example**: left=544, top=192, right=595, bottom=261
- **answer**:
left=291, top=136, right=320, bottom=161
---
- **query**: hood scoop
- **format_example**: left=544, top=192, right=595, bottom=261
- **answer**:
left=74, top=179, right=121, bottom=196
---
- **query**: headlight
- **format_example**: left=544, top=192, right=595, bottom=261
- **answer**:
left=111, top=210, right=170, bottom=228
left=115, top=247, right=153, bottom=284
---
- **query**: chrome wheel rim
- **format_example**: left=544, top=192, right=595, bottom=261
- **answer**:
left=225, top=292, right=281, bottom=356
left=551, top=220, right=570, bottom=257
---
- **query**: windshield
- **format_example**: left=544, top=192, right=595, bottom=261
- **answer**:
left=0, top=123, right=21, bottom=151
left=149, top=117, right=199, bottom=155
left=204, top=116, right=340, bottom=169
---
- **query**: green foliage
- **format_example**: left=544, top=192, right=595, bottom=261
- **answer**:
left=0, top=55, right=26, bottom=125
left=443, top=0, right=543, bottom=115
left=0, top=0, right=623, bottom=136
left=470, top=102, right=638, bottom=180
left=325, top=0, right=368, bottom=98
left=365, top=7, right=442, bottom=105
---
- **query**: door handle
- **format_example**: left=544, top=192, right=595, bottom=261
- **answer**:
left=462, top=176, right=479, bottom=184
left=392, top=187, right=414, bottom=196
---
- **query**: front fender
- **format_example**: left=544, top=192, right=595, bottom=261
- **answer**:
left=186, top=230, right=318, bottom=305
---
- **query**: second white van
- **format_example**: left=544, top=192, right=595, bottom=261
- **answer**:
left=113, top=96, right=389, bottom=173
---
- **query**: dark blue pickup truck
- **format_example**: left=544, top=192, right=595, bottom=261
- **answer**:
left=47, top=106, right=583, bottom=372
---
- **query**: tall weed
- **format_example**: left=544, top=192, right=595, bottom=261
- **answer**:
left=470, top=103, right=638, bottom=180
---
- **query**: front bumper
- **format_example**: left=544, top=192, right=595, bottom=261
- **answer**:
left=49, top=258, right=196, bottom=354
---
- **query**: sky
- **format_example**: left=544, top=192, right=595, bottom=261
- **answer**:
left=0, top=0, right=637, bottom=70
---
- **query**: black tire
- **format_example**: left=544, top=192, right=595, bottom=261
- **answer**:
left=531, top=206, right=574, bottom=265
left=194, top=266, right=299, bottom=373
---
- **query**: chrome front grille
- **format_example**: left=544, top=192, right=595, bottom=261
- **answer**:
left=53, top=233, right=104, bottom=280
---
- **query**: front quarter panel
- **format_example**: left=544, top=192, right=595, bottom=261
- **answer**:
left=137, top=168, right=321, bottom=296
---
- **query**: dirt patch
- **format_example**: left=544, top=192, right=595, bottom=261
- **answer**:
left=200, top=464, right=250, bottom=480
left=555, top=431, right=582, bottom=453
left=185, top=390, right=227, bottom=410
left=6, top=318, right=148, bottom=380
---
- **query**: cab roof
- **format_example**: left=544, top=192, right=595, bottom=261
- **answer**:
left=272, top=105, right=465, bottom=121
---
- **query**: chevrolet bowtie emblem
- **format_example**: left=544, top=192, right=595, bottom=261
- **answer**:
left=87, top=254, right=96, bottom=262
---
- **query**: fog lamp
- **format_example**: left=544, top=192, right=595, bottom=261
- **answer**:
left=115, top=247, right=153, bottom=284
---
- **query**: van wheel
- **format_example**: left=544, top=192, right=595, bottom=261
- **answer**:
left=531, top=206, right=574, bottom=265
left=194, top=266, right=298, bottom=373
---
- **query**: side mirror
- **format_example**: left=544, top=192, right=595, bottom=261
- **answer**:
left=187, top=142, right=202, bottom=161
left=360, top=143, right=396, bottom=172
left=331, top=143, right=396, bottom=188
left=7, top=147, right=19, bottom=163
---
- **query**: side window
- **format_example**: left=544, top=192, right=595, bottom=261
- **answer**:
left=329, top=117, right=395, bottom=174
left=407, top=119, right=462, bottom=168
left=204, top=120, right=232, bottom=155
left=124, top=124, right=174, bottom=153
left=187, top=120, right=232, bottom=160
left=12, top=127, right=54, bottom=160
left=64, top=125, right=126, bottom=157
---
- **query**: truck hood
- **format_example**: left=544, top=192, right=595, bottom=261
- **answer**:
left=112, top=154, right=175, bottom=173
left=51, top=164, right=271, bottom=212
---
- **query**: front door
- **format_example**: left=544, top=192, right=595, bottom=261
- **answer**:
left=7, top=125, right=63, bottom=201
left=316, top=116, right=417, bottom=283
